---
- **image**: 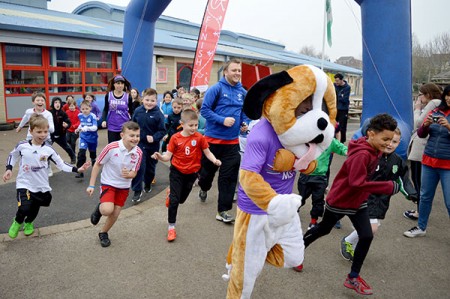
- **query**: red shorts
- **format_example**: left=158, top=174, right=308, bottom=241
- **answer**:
left=100, top=185, right=129, bottom=207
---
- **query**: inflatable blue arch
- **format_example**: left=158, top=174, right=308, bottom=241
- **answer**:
left=122, top=0, right=413, bottom=157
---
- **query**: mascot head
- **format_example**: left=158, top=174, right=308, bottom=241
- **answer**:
left=243, top=65, right=337, bottom=174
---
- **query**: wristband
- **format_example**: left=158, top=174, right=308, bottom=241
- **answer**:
left=88, top=185, right=95, bottom=189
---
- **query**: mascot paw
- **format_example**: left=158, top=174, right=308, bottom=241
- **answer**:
left=267, top=194, right=302, bottom=227
left=272, top=149, right=296, bottom=172
left=222, top=263, right=232, bottom=281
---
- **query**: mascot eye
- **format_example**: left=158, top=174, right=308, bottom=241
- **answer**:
left=295, top=95, right=313, bottom=117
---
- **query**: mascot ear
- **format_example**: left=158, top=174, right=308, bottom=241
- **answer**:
left=243, top=71, right=294, bottom=120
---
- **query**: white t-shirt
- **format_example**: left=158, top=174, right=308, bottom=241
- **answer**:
left=97, top=140, right=143, bottom=189
left=7, top=140, right=75, bottom=192
left=18, top=108, right=55, bottom=141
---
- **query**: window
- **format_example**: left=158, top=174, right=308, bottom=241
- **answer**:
left=177, top=63, right=193, bottom=90
left=49, top=48, right=80, bottom=68
left=86, top=51, right=112, bottom=69
left=48, top=71, right=82, bottom=93
left=5, top=44, right=42, bottom=66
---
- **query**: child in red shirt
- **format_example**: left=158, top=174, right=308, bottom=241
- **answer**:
left=65, top=97, right=80, bottom=161
left=152, top=109, right=221, bottom=242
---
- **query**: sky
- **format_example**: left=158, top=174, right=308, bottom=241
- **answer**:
left=47, top=0, right=450, bottom=62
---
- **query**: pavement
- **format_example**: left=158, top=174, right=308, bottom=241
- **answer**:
left=0, top=119, right=449, bottom=299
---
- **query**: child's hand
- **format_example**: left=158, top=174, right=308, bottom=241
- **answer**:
left=213, top=159, right=222, bottom=166
left=151, top=152, right=162, bottom=160
left=16, top=127, right=22, bottom=133
left=78, top=161, right=92, bottom=173
left=75, top=128, right=80, bottom=134
left=86, top=186, right=95, bottom=196
left=62, top=122, right=68, bottom=128
left=121, top=167, right=130, bottom=178
left=163, top=135, right=168, bottom=141
left=2, top=170, right=12, bottom=182
left=146, top=135, right=154, bottom=143
left=101, top=121, right=107, bottom=128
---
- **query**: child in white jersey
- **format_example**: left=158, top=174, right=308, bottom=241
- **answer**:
left=86, top=121, right=143, bottom=247
left=16, top=92, right=55, bottom=139
left=16, top=92, right=55, bottom=176
left=3, top=114, right=90, bottom=239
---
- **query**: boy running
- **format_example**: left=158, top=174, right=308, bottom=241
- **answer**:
left=340, top=128, right=417, bottom=261
left=152, top=109, right=221, bottom=241
left=4, top=114, right=90, bottom=239
left=302, top=113, right=402, bottom=295
left=87, top=121, right=142, bottom=247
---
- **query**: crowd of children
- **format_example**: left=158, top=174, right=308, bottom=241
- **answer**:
left=5, top=76, right=447, bottom=297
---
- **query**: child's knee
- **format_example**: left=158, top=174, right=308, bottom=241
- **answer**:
left=99, top=203, right=115, bottom=216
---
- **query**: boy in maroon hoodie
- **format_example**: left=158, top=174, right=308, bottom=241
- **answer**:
left=302, top=113, right=401, bottom=296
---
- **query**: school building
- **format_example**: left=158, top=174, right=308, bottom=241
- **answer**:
left=0, top=0, right=362, bottom=123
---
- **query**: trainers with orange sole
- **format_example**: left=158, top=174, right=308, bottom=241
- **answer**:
left=165, top=188, right=170, bottom=208
left=344, top=275, right=373, bottom=295
left=167, top=228, right=176, bottom=242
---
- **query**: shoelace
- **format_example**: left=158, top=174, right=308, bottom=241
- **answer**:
left=345, top=242, right=354, bottom=256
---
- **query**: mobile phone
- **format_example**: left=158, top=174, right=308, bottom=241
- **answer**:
left=432, top=116, right=439, bottom=123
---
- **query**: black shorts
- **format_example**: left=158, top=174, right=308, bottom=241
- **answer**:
left=17, top=188, right=52, bottom=207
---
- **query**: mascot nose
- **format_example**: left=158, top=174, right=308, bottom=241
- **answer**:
left=317, top=117, right=328, bottom=130
left=309, top=134, right=324, bottom=144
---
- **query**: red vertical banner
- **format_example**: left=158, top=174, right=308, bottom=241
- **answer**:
left=190, top=0, right=229, bottom=92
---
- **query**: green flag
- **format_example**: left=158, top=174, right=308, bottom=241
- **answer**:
left=326, top=0, right=333, bottom=47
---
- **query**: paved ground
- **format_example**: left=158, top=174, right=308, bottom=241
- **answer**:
left=0, top=119, right=449, bottom=298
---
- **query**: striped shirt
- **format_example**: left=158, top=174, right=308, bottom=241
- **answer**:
left=97, top=140, right=143, bottom=189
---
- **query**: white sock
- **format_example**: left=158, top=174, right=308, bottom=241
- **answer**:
left=168, top=224, right=175, bottom=230
left=345, top=230, right=359, bottom=248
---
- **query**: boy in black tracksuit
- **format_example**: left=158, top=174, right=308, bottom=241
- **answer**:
left=130, top=88, right=166, bottom=201
left=341, top=128, right=418, bottom=261
left=50, top=97, right=76, bottom=164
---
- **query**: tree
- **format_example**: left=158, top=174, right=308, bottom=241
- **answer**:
left=412, top=32, right=450, bottom=90
left=299, top=45, right=330, bottom=61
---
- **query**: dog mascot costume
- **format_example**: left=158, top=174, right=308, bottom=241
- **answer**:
left=223, top=65, right=337, bottom=298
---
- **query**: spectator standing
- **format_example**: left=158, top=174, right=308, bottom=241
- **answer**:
left=404, top=83, right=442, bottom=220
left=334, top=73, right=351, bottom=143
left=404, top=85, right=450, bottom=238
left=198, top=59, right=248, bottom=223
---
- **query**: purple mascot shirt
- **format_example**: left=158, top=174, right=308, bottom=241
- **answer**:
left=237, top=118, right=297, bottom=215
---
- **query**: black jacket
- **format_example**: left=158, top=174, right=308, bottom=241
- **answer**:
left=50, top=99, right=71, bottom=138
left=334, top=81, right=351, bottom=110
left=367, top=152, right=417, bottom=219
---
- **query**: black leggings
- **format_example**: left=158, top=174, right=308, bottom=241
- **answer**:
left=303, top=208, right=373, bottom=275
